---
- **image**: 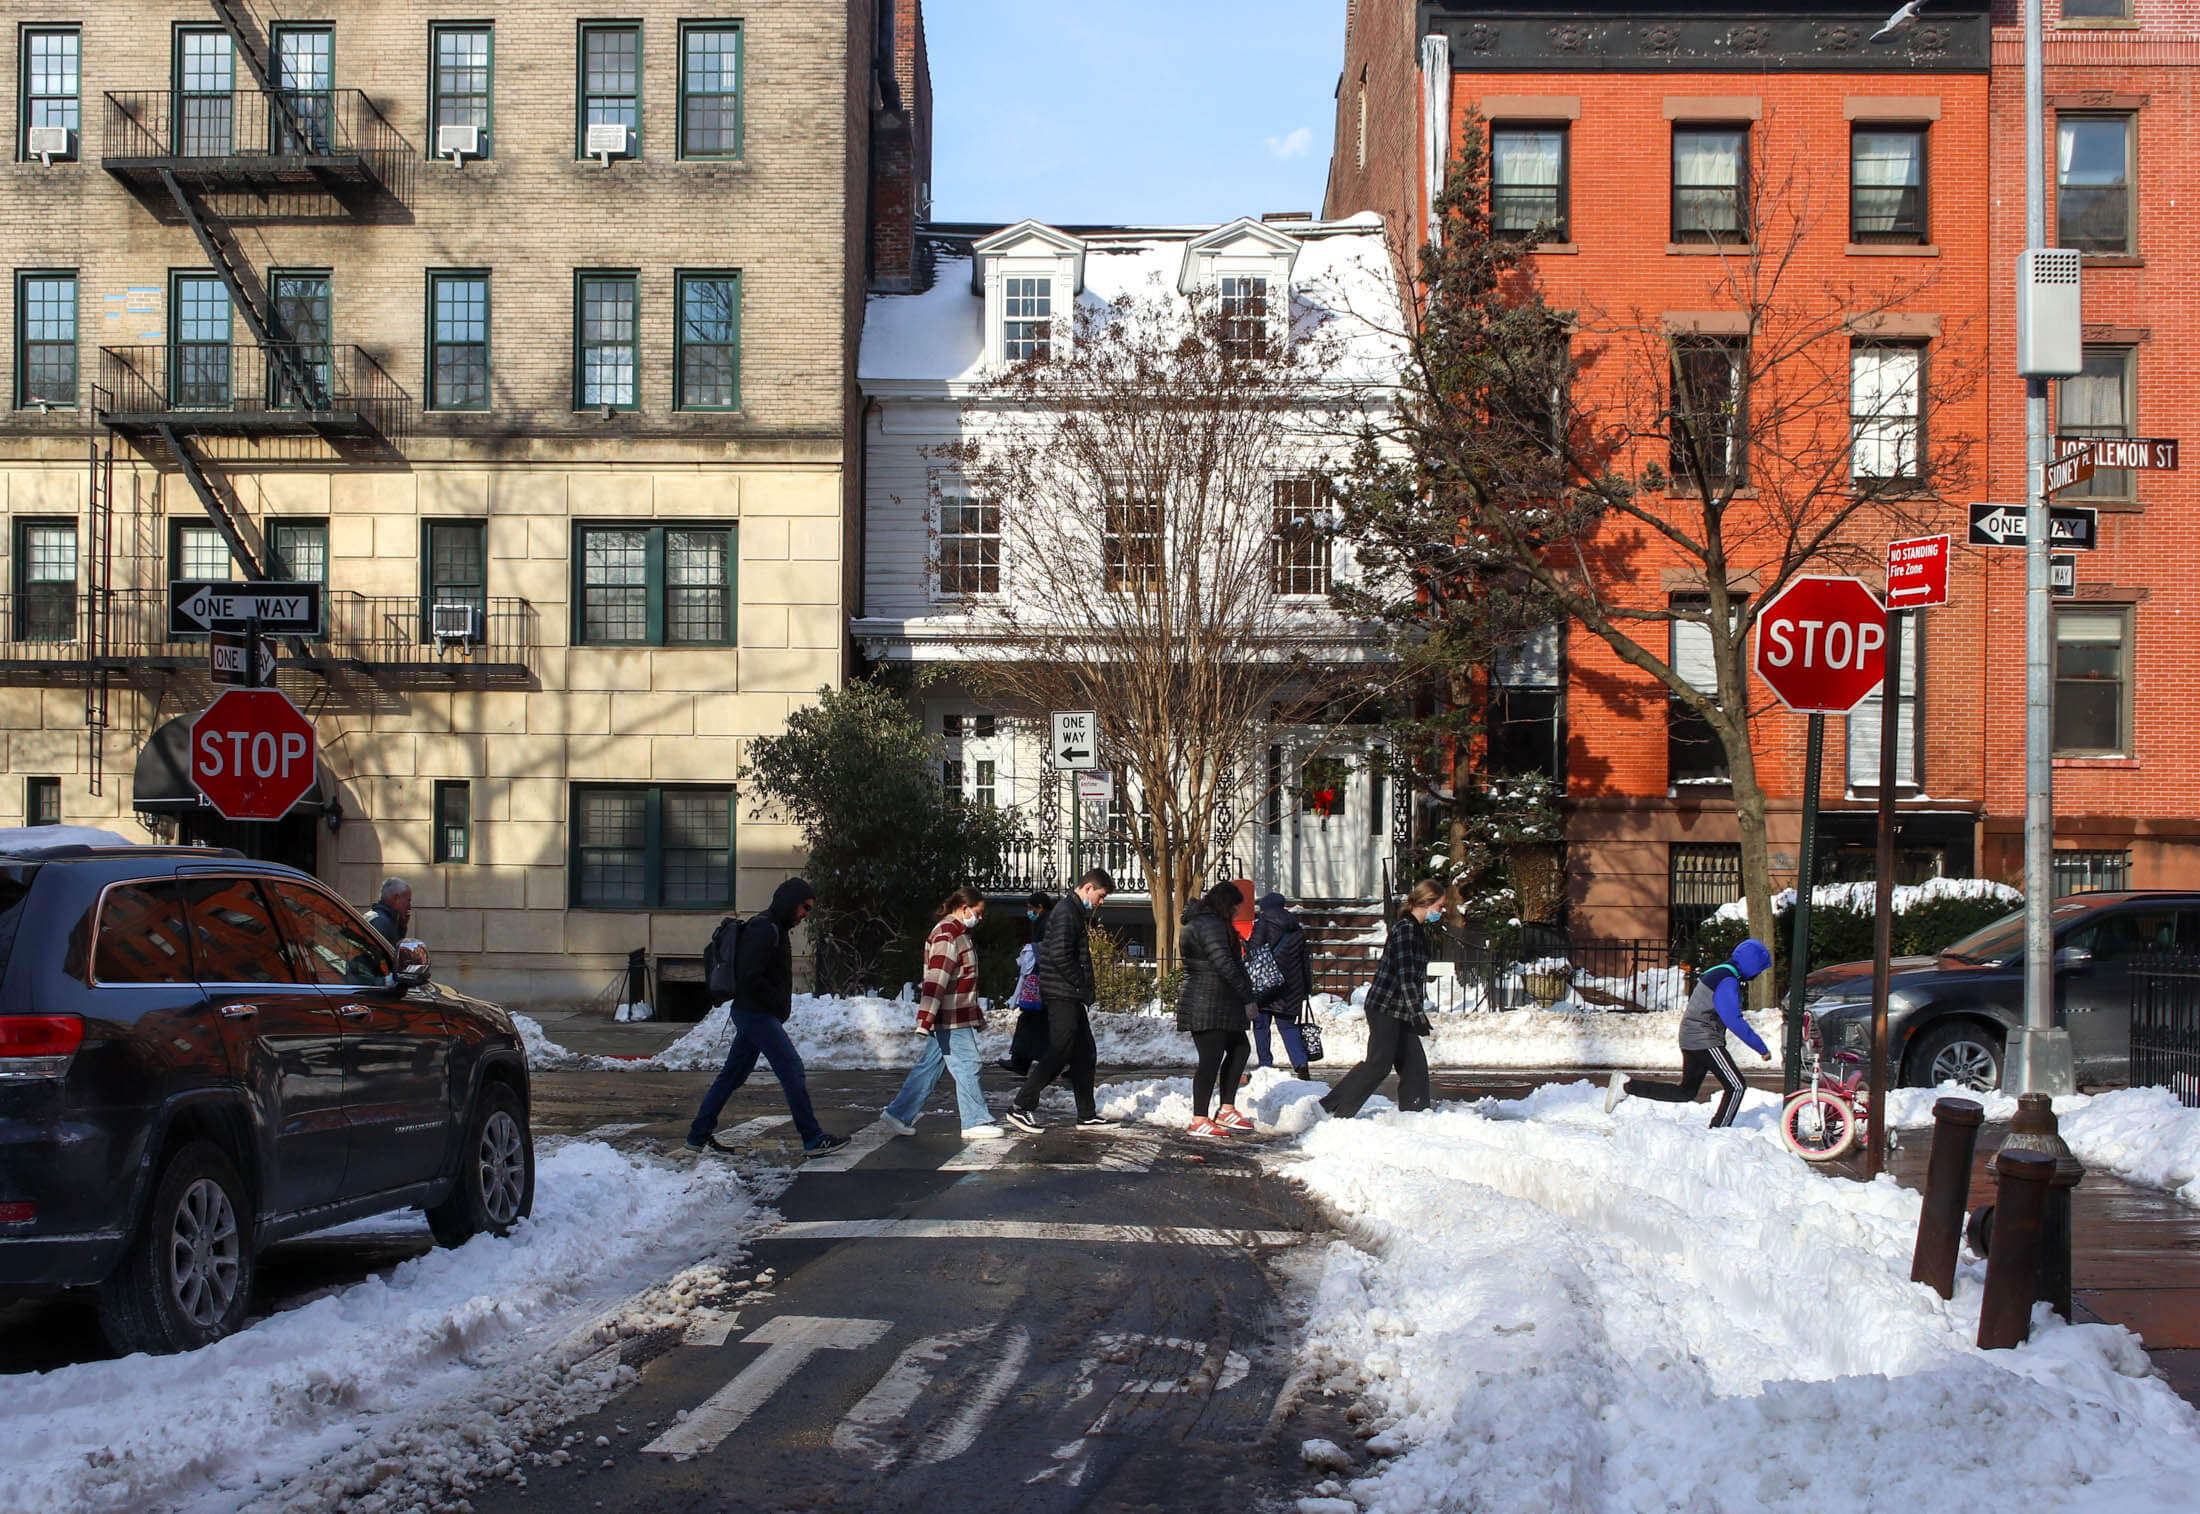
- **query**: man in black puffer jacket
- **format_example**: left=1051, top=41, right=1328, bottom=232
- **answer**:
left=686, top=878, right=848, bottom=1157
left=1176, top=881, right=1260, bottom=1133
left=1007, top=869, right=1114, bottom=1132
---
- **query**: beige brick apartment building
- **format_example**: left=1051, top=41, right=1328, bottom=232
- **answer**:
left=0, top=1, right=930, bottom=1005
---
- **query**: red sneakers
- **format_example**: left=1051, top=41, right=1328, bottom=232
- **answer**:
left=1213, top=1106, right=1255, bottom=1133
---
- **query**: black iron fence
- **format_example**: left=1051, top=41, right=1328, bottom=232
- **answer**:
left=101, top=88, right=413, bottom=204
left=99, top=343, right=412, bottom=444
left=1442, top=937, right=1690, bottom=1014
left=2132, top=954, right=2200, bottom=1107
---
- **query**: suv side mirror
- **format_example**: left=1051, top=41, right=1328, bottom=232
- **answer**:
left=393, top=960, right=431, bottom=988
left=2053, top=944, right=2093, bottom=972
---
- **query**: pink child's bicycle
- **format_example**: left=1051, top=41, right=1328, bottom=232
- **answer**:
left=1779, top=1008, right=1871, bottom=1162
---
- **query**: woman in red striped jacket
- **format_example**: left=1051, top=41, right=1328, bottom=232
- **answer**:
left=880, top=886, right=1004, bottom=1140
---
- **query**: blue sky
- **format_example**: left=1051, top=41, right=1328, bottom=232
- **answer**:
left=924, top=0, right=1344, bottom=226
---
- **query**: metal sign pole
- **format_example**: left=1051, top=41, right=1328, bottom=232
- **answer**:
left=1866, top=609, right=1905, bottom=1178
left=1784, top=713, right=1823, bottom=1097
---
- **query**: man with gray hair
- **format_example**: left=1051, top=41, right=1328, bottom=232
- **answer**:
left=363, top=877, right=412, bottom=952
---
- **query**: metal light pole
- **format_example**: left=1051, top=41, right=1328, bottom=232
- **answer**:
left=2011, top=0, right=2075, bottom=1095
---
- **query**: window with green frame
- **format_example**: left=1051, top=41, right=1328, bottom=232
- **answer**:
left=16, top=271, right=77, bottom=408
left=267, top=519, right=326, bottom=583
left=574, top=524, right=735, bottom=646
left=13, top=519, right=76, bottom=643
left=422, top=519, right=487, bottom=642
left=427, top=271, right=490, bottom=410
left=19, top=27, right=79, bottom=161
left=575, top=272, right=638, bottom=409
left=434, top=780, right=471, bottom=864
left=570, top=784, right=734, bottom=909
left=578, top=22, right=640, bottom=156
left=168, top=520, right=233, bottom=641
left=430, top=24, right=493, bottom=155
left=678, top=22, right=741, bottom=158
left=676, top=271, right=740, bottom=409
left=26, top=776, right=60, bottom=827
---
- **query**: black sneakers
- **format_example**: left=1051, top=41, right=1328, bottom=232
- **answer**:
left=1076, top=1114, right=1111, bottom=1128
left=1004, top=1108, right=1043, bottom=1134
left=804, top=1132, right=851, bottom=1157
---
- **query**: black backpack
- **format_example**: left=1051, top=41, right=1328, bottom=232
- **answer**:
left=703, top=914, right=746, bottom=1001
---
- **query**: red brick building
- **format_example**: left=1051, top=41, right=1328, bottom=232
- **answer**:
left=1978, top=0, right=2200, bottom=894
left=1325, top=2, right=2006, bottom=946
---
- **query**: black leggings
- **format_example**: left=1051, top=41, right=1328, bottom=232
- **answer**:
left=1626, top=1045, right=1748, bottom=1128
left=1191, top=1028, right=1251, bottom=1117
left=1321, top=1011, right=1431, bottom=1119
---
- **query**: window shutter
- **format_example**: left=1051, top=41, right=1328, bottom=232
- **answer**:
left=1846, top=628, right=1918, bottom=787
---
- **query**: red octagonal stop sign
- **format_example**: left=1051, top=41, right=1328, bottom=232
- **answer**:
left=192, top=687, right=319, bottom=822
left=1753, top=576, right=1888, bottom=714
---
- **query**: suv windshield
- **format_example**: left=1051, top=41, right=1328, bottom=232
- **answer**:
left=0, top=865, right=38, bottom=981
left=1942, top=900, right=2094, bottom=964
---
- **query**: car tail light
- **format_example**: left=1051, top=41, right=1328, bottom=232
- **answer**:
left=0, top=1202, right=33, bottom=1224
left=0, top=1015, right=83, bottom=1079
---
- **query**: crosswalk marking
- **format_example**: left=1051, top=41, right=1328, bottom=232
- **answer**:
left=644, top=1315, right=890, bottom=1459
left=801, top=1118, right=899, bottom=1172
left=765, top=1218, right=1300, bottom=1248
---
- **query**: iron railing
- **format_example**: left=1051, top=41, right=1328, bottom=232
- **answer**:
left=1428, top=937, right=1690, bottom=1013
left=98, top=343, right=411, bottom=443
left=974, top=837, right=1251, bottom=899
left=0, top=589, right=534, bottom=676
left=101, top=88, right=413, bottom=207
left=2132, top=955, right=2200, bottom=1107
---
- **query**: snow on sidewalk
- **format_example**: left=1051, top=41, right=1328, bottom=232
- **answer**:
left=1888, top=1083, right=2200, bottom=1208
left=9, top=1141, right=764, bottom=1514
left=1278, top=1085, right=2200, bottom=1514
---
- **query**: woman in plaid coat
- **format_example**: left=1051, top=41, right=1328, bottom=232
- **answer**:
left=1319, top=879, right=1446, bottom=1119
left=881, top=886, right=1004, bottom=1140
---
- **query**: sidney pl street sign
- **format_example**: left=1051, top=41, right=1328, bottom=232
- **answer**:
left=2043, top=451, right=2096, bottom=495
left=2058, top=435, right=2179, bottom=471
left=1967, top=502, right=2098, bottom=551
left=1885, top=534, right=1950, bottom=608
left=1753, top=575, right=1888, bottom=715
left=168, top=580, right=324, bottom=637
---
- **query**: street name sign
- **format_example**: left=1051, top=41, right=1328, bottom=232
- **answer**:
left=168, top=579, right=324, bottom=637
left=1050, top=711, right=1098, bottom=770
left=2051, top=554, right=2076, bottom=599
left=1754, top=576, right=1888, bottom=715
left=208, top=627, right=278, bottom=688
left=1885, top=534, right=1950, bottom=609
left=190, top=687, right=318, bottom=822
left=2043, top=451, right=2096, bottom=495
left=2057, top=435, right=2179, bottom=471
left=1967, top=502, right=2098, bottom=551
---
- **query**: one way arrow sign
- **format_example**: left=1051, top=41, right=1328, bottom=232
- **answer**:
left=1967, top=502, right=2098, bottom=552
left=167, top=580, right=325, bottom=636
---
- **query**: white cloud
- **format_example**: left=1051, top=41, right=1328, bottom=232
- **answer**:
left=1265, top=126, right=1315, bottom=161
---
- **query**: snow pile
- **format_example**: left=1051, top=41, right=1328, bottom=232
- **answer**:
left=1305, top=997, right=1782, bottom=1070
left=511, top=1010, right=585, bottom=1067
left=1282, top=1085, right=2200, bottom=1513
left=10, top=1141, right=761, bottom=1514
left=1888, top=1084, right=2200, bottom=1207
left=1708, top=875, right=2023, bottom=925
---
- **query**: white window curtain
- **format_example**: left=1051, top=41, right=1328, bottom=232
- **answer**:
left=1495, top=623, right=1562, bottom=688
left=1676, top=131, right=1741, bottom=187
left=1494, top=130, right=1562, bottom=188
left=1852, top=131, right=1921, bottom=193
left=1851, top=346, right=1922, bottom=480
left=1847, top=624, right=1919, bottom=788
left=1672, top=614, right=1720, bottom=694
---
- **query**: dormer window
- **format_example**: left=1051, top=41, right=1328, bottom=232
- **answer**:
left=1220, top=276, right=1270, bottom=361
left=1003, top=276, right=1052, bottom=362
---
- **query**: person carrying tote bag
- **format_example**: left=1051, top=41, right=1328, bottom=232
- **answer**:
left=1246, top=892, right=1313, bottom=1081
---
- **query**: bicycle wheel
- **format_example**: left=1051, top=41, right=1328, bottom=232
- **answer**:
left=1780, top=1089, right=1857, bottom=1162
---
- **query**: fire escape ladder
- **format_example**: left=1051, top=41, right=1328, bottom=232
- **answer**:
left=206, top=0, right=318, bottom=159
left=83, top=421, right=116, bottom=795
left=156, top=422, right=270, bottom=579
left=158, top=168, right=327, bottom=412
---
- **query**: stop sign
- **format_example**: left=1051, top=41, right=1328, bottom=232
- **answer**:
left=1753, top=576, right=1888, bottom=714
left=191, top=688, right=319, bottom=822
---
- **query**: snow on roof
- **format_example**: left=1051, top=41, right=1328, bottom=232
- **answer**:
left=0, top=825, right=139, bottom=854
left=859, top=214, right=1406, bottom=390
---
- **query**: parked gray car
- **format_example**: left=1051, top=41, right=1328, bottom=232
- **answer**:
left=1800, top=891, right=2200, bottom=1091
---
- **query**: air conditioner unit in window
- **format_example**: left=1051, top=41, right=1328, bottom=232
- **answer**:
left=436, top=124, right=483, bottom=162
left=431, top=602, right=484, bottom=645
left=26, top=125, right=74, bottom=166
left=585, top=122, right=633, bottom=166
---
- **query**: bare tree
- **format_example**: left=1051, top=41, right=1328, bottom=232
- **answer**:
left=935, top=282, right=1389, bottom=965
left=1355, top=118, right=1980, bottom=979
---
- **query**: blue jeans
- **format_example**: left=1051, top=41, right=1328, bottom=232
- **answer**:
left=1255, top=1010, right=1310, bottom=1070
left=688, top=1008, right=825, bottom=1148
left=885, top=1026, right=990, bottom=1130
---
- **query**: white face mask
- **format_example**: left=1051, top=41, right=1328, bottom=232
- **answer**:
left=961, top=910, right=983, bottom=929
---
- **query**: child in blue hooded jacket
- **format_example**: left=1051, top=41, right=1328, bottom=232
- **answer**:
left=1606, top=937, right=1773, bottom=1127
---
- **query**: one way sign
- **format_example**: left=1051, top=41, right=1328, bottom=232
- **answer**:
left=1967, top=502, right=2098, bottom=552
left=1050, top=711, right=1099, bottom=771
left=168, top=580, right=325, bottom=637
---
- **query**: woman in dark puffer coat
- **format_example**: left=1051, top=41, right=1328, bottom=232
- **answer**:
left=1175, top=880, right=1259, bottom=1136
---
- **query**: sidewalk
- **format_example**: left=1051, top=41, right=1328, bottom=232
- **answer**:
left=1879, top=1123, right=2200, bottom=1408
left=520, top=1003, right=697, bottom=1059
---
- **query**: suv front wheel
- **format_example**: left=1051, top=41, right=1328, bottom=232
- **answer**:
left=97, top=1141, right=256, bottom=1355
left=427, top=1082, right=534, bottom=1247
left=1906, top=1020, right=2004, bottom=1092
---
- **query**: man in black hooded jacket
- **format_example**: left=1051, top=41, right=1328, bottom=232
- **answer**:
left=686, top=878, right=849, bottom=1156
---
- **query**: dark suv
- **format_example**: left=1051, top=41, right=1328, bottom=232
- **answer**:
left=0, top=840, right=533, bottom=1354
left=1801, top=890, right=2200, bottom=1091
